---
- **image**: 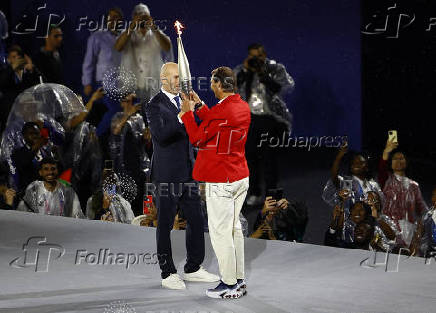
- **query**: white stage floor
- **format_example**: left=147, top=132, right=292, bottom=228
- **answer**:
left=0, top=210, right=435, bottom=313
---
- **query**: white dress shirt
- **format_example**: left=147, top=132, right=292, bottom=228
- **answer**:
left=161, top=88, right=183, bottom=123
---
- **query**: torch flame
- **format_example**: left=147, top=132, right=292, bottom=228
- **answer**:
left=174, top=20, right=184, bottom=36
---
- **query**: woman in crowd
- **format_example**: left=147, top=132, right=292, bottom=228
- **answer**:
left=322, top=142, right=383, bottom=246
left=378, top=137, right=428, bottom=251
left=85, top=168, right=134, bottom=223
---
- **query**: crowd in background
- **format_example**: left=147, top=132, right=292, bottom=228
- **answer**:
left=0, top=3, right=434, bottom=259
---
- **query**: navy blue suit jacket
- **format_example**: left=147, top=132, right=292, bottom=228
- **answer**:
left=144, top=91, right=195, bottom=183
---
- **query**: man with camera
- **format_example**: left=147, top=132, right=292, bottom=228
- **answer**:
left=234, top=43, right=294, bottom=206
left=0, top=45, right=41, bottom=131
left=115, top=3, right=172, bottom=102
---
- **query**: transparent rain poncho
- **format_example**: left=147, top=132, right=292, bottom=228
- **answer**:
left=17, top=181, right=84, bottom=218
left=322, top=175, right=384, bottom=244
left=0, top=83, right=86, bottom=170
left=61, top=121, right=102, bottom=189
left=234, top=58, right=294, bottom=131
left=371, top=214, right=401, bottom=252
left=0, top=10, right=8, bottom=67
left=85, top=192, right=134, bottom=224
left=109, top=112, right=150, bottom=177
left=0, top=10, right=7, bottom=40
left=382, top=174, right=428, bottom=246
left=120, top=29, right=173, bottom=101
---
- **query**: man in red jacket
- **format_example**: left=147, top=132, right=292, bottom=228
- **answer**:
left=179, top=66, right=251, bottom=299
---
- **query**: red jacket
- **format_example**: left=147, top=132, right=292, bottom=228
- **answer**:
left=181, top=94, right=251, bottom=183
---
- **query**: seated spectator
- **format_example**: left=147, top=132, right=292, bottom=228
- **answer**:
left=133, top=203, right=200, bottom=231
left=421, top=186, right=436, bottom=258
left=11, top=122, right=59, bottom=192
left=325, top=200, right=380, bottom=250
left=251, top=195, right=308, bottom=241
left=0, top=163, right=17, bottom=210
left=0, top=45, right=42, bottom=131
left=365, top=191, right=399, bottom=252
left=139, top=200, right=158, bottom=227
left=110, top=93, right=151, bottom=215
left=322, top=141, right=383, bottom=245
left=33, top=25, right=63, bottom=84
left=85, top=169, right=134, bottom=224
left=17, top=157, right=84, bottom=218
left=378, top=137, right=428, bottom=249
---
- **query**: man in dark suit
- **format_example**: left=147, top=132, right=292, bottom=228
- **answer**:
left=144, top=62, right=219, bottom=290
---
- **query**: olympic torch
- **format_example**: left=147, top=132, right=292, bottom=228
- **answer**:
left=174, top=21, right=192, bottom=95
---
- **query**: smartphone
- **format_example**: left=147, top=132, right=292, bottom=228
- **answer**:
left=104, top=160, right=114, bottom=170
left=342, top=179, right=353, bottom=193
left=266, top=188, right=284, bottom=201
left=143, top=195, right=153, bottom=215
left=388, top=130, right=398, bottom=143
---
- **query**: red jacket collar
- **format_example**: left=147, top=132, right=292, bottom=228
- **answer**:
left=217, top=94, right=241, bottom=105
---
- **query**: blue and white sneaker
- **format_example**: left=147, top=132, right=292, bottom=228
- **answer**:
left=237, top=279, right=247, bottom=295
left=206, top=281, right=243, bottom=299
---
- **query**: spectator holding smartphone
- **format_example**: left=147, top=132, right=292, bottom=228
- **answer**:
left=378, top=135, right=428, bottom=251
left=322, top=141, right=383, bottom=245
left=251, top=192, right=308, bottom=242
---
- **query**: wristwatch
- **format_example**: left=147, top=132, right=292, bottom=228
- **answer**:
left=194, top=102, right=203, bottom=111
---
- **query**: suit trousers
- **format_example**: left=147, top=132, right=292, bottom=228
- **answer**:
left=155, top=180, right=205, bottom=279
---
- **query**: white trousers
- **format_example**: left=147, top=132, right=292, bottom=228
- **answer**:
left=205, top=177, right=249, bottom=285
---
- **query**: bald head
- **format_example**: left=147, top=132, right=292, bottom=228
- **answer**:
left=160, top=62, right=180, bottom=95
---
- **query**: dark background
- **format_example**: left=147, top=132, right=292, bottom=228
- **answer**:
left=1, top=0, right=435, bottom=244
left=1, top=0, right=361, bottom=149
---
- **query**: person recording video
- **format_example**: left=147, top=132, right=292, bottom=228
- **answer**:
left=251, top=189, right=308, bottom=242
left=234, top=43, right=294, bottom=206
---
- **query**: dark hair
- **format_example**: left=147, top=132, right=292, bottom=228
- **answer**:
left=108, top=7, right=123, bottom=19
left=345, top=151, right=372, bottom=179
left=48, top=24, right=61, bottom=35
left=39, top=157, right=58, bottom=169
left=22, top=122, right=40, bottom=135
left=211, top=67, right=237, bottom=92
left=388, top=149, right=408, bottom=171
left=8, top=45, right=24, bottom=57
left=248, top=43, right=264, bottom=52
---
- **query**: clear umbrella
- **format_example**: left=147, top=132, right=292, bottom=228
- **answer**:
left=0, top=83, right=86, bottom=164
